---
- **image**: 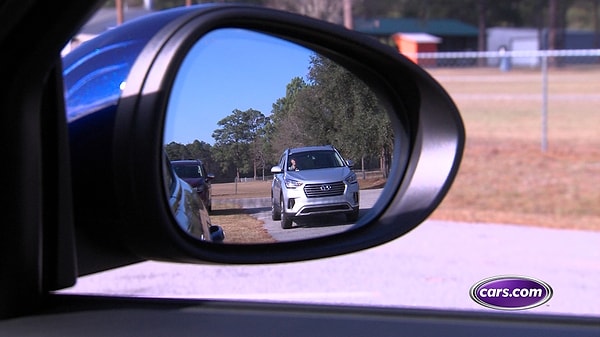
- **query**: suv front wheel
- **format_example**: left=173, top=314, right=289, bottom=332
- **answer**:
left=280, top=196, right=293, bottom=229
left=346, top=207, right=359, bottom=222
left=271, top=195, right=281, bottom=221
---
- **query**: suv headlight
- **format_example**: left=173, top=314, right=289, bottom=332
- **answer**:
left=284, top=178, right=303, bottom=189
left=345, top=172, right=357, bottom=184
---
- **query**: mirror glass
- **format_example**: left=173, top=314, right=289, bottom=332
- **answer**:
left=164, top=28, right=395, bottom=244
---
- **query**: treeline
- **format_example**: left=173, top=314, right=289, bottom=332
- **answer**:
left=105, top=1, right=600, bottom=58
left=107, top=1, right=600, bottom=35
left=165, top=54, right=392, bottom=182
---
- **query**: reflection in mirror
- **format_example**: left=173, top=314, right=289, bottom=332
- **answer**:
left=164, top=28, right=394, bottom=244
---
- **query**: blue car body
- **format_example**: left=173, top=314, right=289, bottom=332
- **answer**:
left=63, top=6, right=224, bottom=242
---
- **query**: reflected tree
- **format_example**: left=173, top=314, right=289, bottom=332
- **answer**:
left=270, top=54, right=393, bottom=176
left=212, top=108, right=270, bottom=180
left=269, top=77, right=309, bottom=157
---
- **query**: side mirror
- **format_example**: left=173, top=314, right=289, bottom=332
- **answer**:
left=63, top=5, right=464, bottom=269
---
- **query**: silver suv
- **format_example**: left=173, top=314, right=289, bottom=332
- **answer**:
left=270, top=145, right=359, bottom=229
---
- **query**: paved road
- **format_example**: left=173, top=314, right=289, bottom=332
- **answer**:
left=60, top=216, right=600, bottom=317
left=212, top=189, right=383, bottom=241
left=263, top=188, right=383, bottom=241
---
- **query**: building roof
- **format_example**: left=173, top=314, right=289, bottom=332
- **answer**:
left=393, top=33, right=442, bottom=44
left=354, top=18, right=478, bottom=37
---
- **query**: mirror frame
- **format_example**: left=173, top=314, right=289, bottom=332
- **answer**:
left=104, top=5, right=464, bottom=264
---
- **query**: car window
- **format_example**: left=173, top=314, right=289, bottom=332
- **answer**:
left=289, top=151, right=344, bottom=170
left=173, top=164, right=203, bottom=178
left=59, top=1, right=600, bottom=319
left=279, top=153, right=286, bottom=169
left=163, top=160, right=176, bottom=196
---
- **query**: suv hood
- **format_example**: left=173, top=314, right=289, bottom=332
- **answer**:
left=285, top=167, right=351, bottom=183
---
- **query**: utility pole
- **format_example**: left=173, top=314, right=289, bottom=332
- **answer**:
left=116, top=0, right=124, bottom=25
left=548, top=0, right=557, bottom=51
left=477, top=0, right=487, bottom=66
left=343, top=0, right=353, bottom=29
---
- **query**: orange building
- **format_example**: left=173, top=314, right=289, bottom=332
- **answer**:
left=392, top=33, right=441, bottom=66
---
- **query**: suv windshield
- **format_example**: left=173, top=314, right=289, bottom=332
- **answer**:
left=173, top=165, right=203, bottom=178
left=288, top=150, right=345, bottom=171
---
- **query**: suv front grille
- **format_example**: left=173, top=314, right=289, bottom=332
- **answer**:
left=304, top=181, right=345, bottom=198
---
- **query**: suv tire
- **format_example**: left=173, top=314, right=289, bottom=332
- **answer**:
left=346, top=207, right=359, bottom=222
left=281, top=213, right=293, bottom=229
left=280, top=196, right=293, bottom=229
left=271, top=195, right=281, bottom=221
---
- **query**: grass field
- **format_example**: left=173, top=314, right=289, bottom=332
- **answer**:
left=210, top=66, right=600, bottom=242
left=427, top=66, right=600, bottom=231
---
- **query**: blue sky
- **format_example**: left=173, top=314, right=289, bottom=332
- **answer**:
left=164, top=29, right=314, bottom=145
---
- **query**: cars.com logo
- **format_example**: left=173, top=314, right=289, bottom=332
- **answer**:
left=470, top=275, right=553, bottom=310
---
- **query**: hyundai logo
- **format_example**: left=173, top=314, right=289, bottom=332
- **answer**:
left=320, top=184, right=332, bottom=191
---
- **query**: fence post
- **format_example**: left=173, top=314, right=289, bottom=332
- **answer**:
left=541, top=53, right=549, bottom=153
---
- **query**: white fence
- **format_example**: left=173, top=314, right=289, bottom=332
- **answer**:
left=412, top=49, right=600, bottom=152
left=414, top=49, right=600, bottom=69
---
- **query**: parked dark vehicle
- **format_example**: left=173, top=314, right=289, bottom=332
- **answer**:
left=171, top=159, right=215, bottom=212
left=165, top=159, right=223, bottom=241
left=0, top=2, right=598, bottom=337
